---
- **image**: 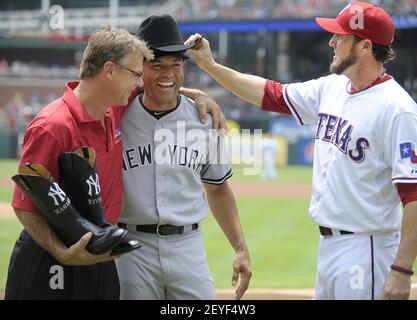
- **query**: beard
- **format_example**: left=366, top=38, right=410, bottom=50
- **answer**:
left=330, top=46, right=358, bottom=75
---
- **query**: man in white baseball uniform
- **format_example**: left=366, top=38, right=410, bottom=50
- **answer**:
left=186, top=2, right=417, bottom=300
left=261, top=132, right=279, bottom=181
left=116, top=14, right=251, bottom=300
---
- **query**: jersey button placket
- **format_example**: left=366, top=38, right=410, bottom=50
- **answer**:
left=154, top=131, right=166, bottom=220
left=318, top=150, right=335, bottom=202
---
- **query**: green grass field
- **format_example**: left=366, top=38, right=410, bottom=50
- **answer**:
left=0, top=159, right=17, bottom=203
left=204, top=197, right=317, bottom=288
left=0, top=160, right=316, bottom=291
left=230, top=164, right=313, bottom=183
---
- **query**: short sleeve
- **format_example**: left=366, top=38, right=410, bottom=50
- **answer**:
left=388, top=112, right=417, bottom=184
left=12, top=126, right=63, bottom=213
left=284, top=77, right=327, bottom=125
left=200, top=133, right=232, bottom=185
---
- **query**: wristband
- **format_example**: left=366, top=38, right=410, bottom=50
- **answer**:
left=391, top=264, right=414, bottom=276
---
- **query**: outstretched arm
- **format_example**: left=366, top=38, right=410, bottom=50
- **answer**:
left=186, top=34, right=267, bottom=108
left=204, top=181, right=252, bottom=299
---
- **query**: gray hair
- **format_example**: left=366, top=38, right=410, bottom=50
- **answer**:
left=80, top=27, right=153, bottom=79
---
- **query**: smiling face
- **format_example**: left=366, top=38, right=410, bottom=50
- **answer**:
left=142, top=54, right=185, bottom=110
left=328, top=34, right=360, bottom=75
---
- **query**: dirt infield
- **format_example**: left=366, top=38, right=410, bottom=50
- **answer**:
left=217, top=283, right=417, bottom=299
left=1, top=286, right=417, bottom=300
left=0, top=288, right=315, bottom=300
left=230, top=181, right=311, bottom=198
left=216, top=288, right=315, bottom=300
left=0, top=202, right=13, bottom=219
left=0, top=178, right=12, bottom=189
left=0, top=177, right=13, bottom=218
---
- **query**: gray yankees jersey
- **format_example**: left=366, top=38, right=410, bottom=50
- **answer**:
left=120, top=94, right=232, bottom=225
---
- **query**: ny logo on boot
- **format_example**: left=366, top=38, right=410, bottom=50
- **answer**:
left=48, top=182, right=66, bottom=206
left=86, top=174, right=101, bottom=196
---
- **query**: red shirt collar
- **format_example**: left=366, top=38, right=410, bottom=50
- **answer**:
left=347, top=71, right=392, bottom=95
left=62, top=81, right=102, bottom=124
left=62, top=81, right=140, bottom=123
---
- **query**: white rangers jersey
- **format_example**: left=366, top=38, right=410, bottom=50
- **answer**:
left=283, top=74, right=417, bottom=233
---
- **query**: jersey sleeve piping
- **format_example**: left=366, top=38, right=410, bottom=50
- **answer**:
left=392, top=177, right=417, bottom=184
left=201, top=169, right=233, bottom=185
left=283, top=84, right=304, bottom=125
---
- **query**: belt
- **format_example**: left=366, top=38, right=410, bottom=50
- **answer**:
left=118, top=222, right=198, bottom=237
left=319, top=226, right=354, bottom=236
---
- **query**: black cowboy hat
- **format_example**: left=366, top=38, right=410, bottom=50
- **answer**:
left=136, top=14, right=193, bottom=53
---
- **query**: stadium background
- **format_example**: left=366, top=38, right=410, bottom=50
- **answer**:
left=0, top=0, right=416, bottom=299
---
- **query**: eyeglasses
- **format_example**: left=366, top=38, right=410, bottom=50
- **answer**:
left=112, top=61, right=143, bottom=78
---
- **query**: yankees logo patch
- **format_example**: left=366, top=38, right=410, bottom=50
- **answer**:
left=48, top=182, right=70, bottom=214
left=86, top=174, right=101, bottom=196
left=48, top=183, right=66, bottom=206
left=400, top=142, right=417, bottom=164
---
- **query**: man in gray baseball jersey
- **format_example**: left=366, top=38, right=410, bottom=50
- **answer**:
left=115, top=14, right=252, bottom=300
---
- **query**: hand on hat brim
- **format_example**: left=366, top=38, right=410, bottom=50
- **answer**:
left=151, top=43, right=194, bottom=52
left=190, top=35, right=205, bottom=49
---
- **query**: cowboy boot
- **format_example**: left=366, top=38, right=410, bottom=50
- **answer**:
left=58, top=146, right=141, bottom=255
left=12, top=163, right=126, bottom=255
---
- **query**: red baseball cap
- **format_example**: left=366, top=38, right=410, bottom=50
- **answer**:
left=315, top=1, right=395, bottom=46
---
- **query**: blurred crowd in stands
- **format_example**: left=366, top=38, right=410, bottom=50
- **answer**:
left=1, top=0, right=416, bottom=130
left=0, top=60, right=268, bottom=129
left=3, top=92, right=58, bottom=130
left=162, top=0, right=417, bottom=20
left=1, top=0, right=416, bottom=20
left=0, top=60, right=262, bottom=128
left=3, top=57, right=415, bottom=129
left=183, top=63, right=268, bottom=120
left=0, top=60, right=78, bottom=79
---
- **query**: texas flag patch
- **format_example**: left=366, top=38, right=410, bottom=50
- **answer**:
left=400, top=142, right=417, bottom=163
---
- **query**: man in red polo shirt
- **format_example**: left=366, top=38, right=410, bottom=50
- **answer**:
left=5, top=27, right=153, bottom=299
left=6, top=25, right=225, bottom=299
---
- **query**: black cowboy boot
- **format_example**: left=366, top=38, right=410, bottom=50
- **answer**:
left=58, top=146, right=141, bottom=255
left=12, top=163, right=127, bottom=255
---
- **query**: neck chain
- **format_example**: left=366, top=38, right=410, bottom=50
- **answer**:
left=347, top=69, right=387, bottom=94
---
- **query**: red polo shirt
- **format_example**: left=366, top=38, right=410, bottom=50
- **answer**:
left=12, top=81, right=124, bottom=224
